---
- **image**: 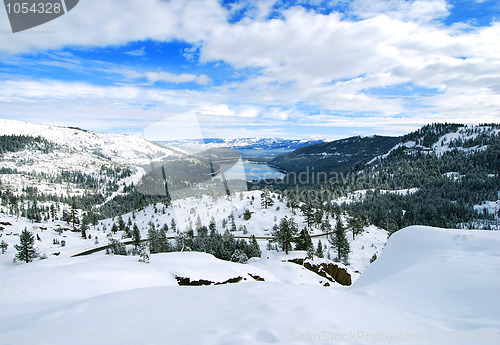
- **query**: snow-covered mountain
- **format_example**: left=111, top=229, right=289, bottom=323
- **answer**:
left=158, top=137, right=324, bottom=152
left=0, top=120, right=215, bottom=210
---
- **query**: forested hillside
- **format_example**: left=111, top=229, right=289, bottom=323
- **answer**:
left=270, top=135, right=401, bottom=176
left=262, top=123, right=500, bottom=232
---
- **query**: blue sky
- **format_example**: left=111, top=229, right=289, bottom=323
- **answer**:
left=0, top=0, right=499, bottom=140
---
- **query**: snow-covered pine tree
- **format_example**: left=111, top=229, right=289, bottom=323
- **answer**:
left=0, top=240, right=8, bottom=254
left=231, top=249, right=248, bottom=263
left=243, top=208, right=252, bottom=220
left=14, top=228, right=38, bottom=263
left=260, top=190, right=274, bottom=209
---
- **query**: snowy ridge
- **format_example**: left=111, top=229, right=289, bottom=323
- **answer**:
left=0, top=119, right=185, bottom=166
left=432, top=125, right=500, bottom=157
left=368, top=124, right=500, bottom=165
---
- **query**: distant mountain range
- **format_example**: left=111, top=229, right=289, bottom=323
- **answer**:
left=157, top=138, right=324, bottom=158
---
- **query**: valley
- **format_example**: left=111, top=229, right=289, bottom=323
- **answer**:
left=0, top=120, right=499, bottom=345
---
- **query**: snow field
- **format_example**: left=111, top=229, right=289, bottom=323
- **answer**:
left=0, top=226, right=498, bottom=344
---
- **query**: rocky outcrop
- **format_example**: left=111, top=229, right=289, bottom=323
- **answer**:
left=248, top=274, right=265, bottom=281
left=287, top=258, right=352, bottom=286
left=175, top=274, right=264, bottom=286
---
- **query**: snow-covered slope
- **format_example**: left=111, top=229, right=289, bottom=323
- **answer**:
left=0, top=190, right=389, bottom=276
left=0, top=119, right=202, bottom=208
left=0, top=119, right=184, bottom=165
left=369, top=124, right=500, bottom=164
left=0, top=226, right=498, bottom=345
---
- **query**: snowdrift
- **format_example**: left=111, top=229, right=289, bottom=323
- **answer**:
left=0, top=226, right=498, bottom=345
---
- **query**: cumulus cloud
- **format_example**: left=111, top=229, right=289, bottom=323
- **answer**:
left=0, top=0, right=499, bottom=137
left=0, top=0, right=228, bottom=53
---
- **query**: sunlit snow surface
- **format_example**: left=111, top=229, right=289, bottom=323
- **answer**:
left=0, top=226, right=498, bottom=345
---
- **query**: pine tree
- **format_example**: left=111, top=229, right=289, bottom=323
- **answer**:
left=147, top=221, right=159, bottom=254
left=138, top=243, right=150, bottom=263
left=118, top=215, right=125, bottom=232
left=230, top=214, right=237, bottom=232
left=14, top=228, right=38, bottom=263
left=70, top=199, right=79, bottom=231
left=301, top=204, right=315, bottom=228
left=295, top=228, right=313, bottom=251
left=261, top=190, right=274, bottom=209
left=315, top=240, right=324, bottom=258
left=0, top=240, right=8, bottom=254
left=243, top=209, right=252, bottom=220
left=132, top=223, right=141, bottom=250
left=108, top=238, right=127, bottom=255
left=231, top=249, right=248, bottom=263
left=272, top=217, right=298, bottom=255
left=328, top=217, right=350, bottom=265
left=249, top=235, right=261, bottom=258
left=348, top=211, right=367, bottom=240
left=50, top=204, right=56, bottom=221
left=158, top=226, right=171, bottom=253
left=80, top=221, right=87, bottom=239
left=307, top=245, right=315, bottom=260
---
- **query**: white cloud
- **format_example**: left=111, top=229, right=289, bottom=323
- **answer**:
left=145, top=71, right=212, bottom=85
left=0, top=0, right=228, bottom=53
left=0, top=0, right=499, bottom=137
left=125, top=46, right=146, bottom=56
left=349, top=0, right=450, bottom=23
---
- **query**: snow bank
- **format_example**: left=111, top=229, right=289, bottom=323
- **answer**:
left=1, top=226, right=498, bottom=344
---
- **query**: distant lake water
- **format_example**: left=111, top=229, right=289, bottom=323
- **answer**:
left=219, top=159, right=285, bottom=181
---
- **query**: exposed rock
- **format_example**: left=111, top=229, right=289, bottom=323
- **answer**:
left=248, top=273, right=265, bottom=281
left=215, top=276, right=243, bottom=285
left=175, top=276, right=245, bottom=286
left=287, top=258, right=352, bottom=286
left=175, top=276, right=213, bottom=286
left=0, top=222, right=12, bottom=226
